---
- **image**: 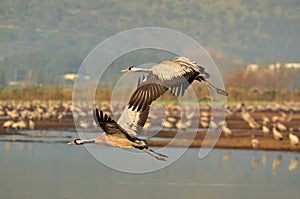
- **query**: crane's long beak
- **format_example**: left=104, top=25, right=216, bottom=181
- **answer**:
left=121, top=69, right=129, bottom=72
left=67, top=140, right=75, bottom=145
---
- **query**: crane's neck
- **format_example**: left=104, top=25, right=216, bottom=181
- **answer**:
left=132, top=67, right=151, bottom=73
left=78, top=139, right=96, bottom=144
left=76, top=134, right=105, bottom=145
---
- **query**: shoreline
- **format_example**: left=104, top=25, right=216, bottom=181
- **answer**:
left=1, top=106, right=300, bottom=153
left=0, top=118, right=299, bottom=153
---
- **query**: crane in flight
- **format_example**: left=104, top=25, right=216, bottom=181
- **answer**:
left=69, top=75, right=169, bottom=160
left=121, top=56, right=228, bottom=112
left=68, top=108, right=168, bottom=161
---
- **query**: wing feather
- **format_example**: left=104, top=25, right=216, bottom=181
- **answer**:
left=129, top=56, right=211, bottom=111
left=117, top=105, right=150, bottom=137
left=93, top=108, right=134, bottom=140
left=150, top=57, right=202, bottom=97
left=128, top=75, right=168, bottom=111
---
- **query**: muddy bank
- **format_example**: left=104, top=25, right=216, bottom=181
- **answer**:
left=147, top=136, right=300, bottom=152
left=0, top=111, right=300, bottom=153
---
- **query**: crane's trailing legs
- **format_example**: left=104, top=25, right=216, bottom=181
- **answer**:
left=204, top=79, right=228, bottom=96
left=143, top=148, right=169, bottom=161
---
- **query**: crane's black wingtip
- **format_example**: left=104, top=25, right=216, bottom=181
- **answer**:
left=93, top=108, right=113, bottom=123
left=93, top=108, right=101, bottom=125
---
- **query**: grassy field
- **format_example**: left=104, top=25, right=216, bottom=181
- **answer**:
left=1, top=85, right=300, bottom=102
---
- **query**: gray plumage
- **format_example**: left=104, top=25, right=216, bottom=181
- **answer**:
left=69, top=108, right=168, bottom=161
left=117, top=105, right=150, bottom=137
left=123, top=56, right=227, bottom=112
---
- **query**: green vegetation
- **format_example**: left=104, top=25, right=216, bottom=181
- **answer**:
left=0, top=0, right=299, bottom=86
left=1, top=85, right=300, bottom=102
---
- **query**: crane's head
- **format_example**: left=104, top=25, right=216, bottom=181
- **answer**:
left=68, top=139, right=84, bottom=145
left=121, top=66, right=137, bottom=72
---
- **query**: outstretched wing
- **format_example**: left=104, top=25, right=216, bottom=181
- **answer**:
left=93, top=108, right=135, bottom=141
left=117, top=104, right=150, bottom=137
left=128, top=75, right=168, bottom=112
left=117, top=76, right=160, bottom=136
left=128, top=57, right=210, bottom=111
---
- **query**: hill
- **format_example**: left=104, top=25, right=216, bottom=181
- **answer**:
left=0, top=0, right=299, bottom=85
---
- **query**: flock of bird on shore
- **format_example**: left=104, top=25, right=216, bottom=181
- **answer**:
left=0, top=99, right=299, bottom=149
left=228, top=102, right=300, bottom=149
left=0, top=100, right=72, bottom=130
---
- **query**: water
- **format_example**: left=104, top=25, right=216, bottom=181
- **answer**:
left=0, top=130, right=299, bottom=199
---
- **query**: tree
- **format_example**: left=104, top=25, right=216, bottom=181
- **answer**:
left=260, top=67, right=293, bottom=89
left=225, top=69, right=259, bottom=89
left=0, top=69, right=7, bottom=88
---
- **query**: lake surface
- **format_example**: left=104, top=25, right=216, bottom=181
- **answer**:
left=0, top=130, right=299, bottom=199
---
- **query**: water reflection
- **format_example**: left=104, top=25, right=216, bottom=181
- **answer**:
left=0, top=130, right=75, bottom=144
left=262, top=153, right=268, bottom=167
left=272, top=154, right=283, bottom=175
left=2, top=141, right=33, bottom=155
left=251, top=157, right=259, bottom=168
left=0, top=130, right=299, bottom=199
left=221, top=151, right=231, bottom=168
left=288, top=157, right=298, bottom=172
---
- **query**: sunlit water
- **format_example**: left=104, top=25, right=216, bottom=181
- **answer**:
left=0, top=130, right=299, bottom=199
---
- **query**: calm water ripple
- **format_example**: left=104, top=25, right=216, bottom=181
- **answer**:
left=0, top=130, right=299, bottom=199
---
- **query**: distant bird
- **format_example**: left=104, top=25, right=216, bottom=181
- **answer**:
left=185, top=110, right=195, bottom=120
left=28, top=119, right=35, bottom=130
left=68, top=109, right=167, bottom=161
left=286, top=111, right=294, bottom=122
left=161, top=110, right=179, bottom=128
left=272, top=125, right=283, bottom=141
left=262, top=124, right=270, bottom=135
left=248, top=120, right=260, bottom=130
left=161, top=118, right=175, bottom=129
left=262, top=115, right=270, bottom=124
left=175, top=119, right=191, bottom=130
left=278, top=111, right=288, bottom=122
left=272, top=115, right=279, bottom=122
left=200, top=118, right=209, bottom=128
left=251, top=135, right=259, bottom=149
left=276, top=122, right=287, bottom=132
left=11, top=120, right=27, bottom=129
left=121, top=56, right=228, bottom=111
left=79, top=121, right=89, bottom=129
left=3, top=120, right=14, bottom=129
left=6, top=110, right=19, bottom=119
left=57, top=113, right=64, bottom=122
left=11, top=122, right=19, bottom=129
left=289, top=133, right=299, bottom=146
left=219, top=121, right=232, bottom=136
left=209, top=118, right=218, bottom=130
left=200, top=111, right=210, bottom=118
left=241, top=111, right=260, bottom=129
